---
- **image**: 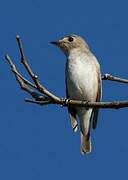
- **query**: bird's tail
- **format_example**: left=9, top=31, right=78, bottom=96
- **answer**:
left=80, top=132, right=91, bottom=154
left=78, top=108, right=92, bottom=154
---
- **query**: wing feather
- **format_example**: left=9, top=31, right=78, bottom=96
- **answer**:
left=92, top=68, right=102, bottom=129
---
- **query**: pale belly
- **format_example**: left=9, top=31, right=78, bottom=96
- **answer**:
left=66, top=55, right=98, bottom=102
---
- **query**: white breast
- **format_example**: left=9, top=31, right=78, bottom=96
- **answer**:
left=66, top=49, right=99, bottom=101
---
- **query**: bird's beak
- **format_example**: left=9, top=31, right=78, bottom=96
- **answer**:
left=50, top=41, right=59, bottom=46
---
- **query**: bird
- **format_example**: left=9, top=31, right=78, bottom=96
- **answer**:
left=51, top=34, right=102, bottom=154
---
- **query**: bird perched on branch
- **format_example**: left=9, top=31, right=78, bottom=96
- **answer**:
left=51, top=34, right=102, bottom=154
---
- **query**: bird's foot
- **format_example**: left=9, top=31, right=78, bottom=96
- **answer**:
left=60, top=98, right=69, bottom=107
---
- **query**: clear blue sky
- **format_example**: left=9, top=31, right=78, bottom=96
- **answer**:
left=1, top=0, right=128, bottom=179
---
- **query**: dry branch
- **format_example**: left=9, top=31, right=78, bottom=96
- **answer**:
left=102, top=74, right=128, bottom=84
left=5, top=35, right=128, bottom=109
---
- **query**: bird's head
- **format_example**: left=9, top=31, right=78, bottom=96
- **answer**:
left=51, top=34, right=89, bottom=56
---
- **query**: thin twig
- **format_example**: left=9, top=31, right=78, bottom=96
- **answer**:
left=102, top=73, right=128, bottom=84
left=16, top=35, right=60, bottom=101
left=5, top=54, right=36, bottom=88
left=25, top=98, right=52, bottom=105
left=16, top=35, right=35, bottom=77
left=5, top=54, right=47, bottom=101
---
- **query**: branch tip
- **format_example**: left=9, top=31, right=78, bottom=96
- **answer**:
left=5, top=54, right=14, bottom=67
left=5, top=54, right=9, bottom=60
left=16, top=35, right=20, bottom=40
left=34, top=75, right=38, bottom=79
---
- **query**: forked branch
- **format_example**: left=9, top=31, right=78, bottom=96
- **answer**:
left=5, top=35, right=128, bottom=109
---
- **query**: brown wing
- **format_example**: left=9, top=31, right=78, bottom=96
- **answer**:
left=92, top=70, right=102, bottom=129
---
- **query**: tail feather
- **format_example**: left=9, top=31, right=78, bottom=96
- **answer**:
left=78, top=109, right=92, bottom=154
left=80, top=132, right=91, bottom=154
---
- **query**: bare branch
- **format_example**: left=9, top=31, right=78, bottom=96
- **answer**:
left=25, top=98, right=52, bottom=105
left=16, top=35, right=35, bottom=78
left=5, top=54, right=47, bottom=101
left=25, top=97, right=128, bottom=109
left=102, top=73, right=128, bottom=84
left=64, top=99, right=128, bottom=109
left=16, top=35, right=60, bottom=101
left=5, top=54, right=36, bottom=88
left=5, top=35, right=128, bottom=110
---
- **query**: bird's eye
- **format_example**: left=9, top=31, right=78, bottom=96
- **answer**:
left=68, top=37, right=74, bottom=42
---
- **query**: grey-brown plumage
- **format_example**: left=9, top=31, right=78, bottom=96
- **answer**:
left=51, top=34, right=102, bottom=154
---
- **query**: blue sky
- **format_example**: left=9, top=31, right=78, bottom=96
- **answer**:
left=1, top=0, right=128, bottom=179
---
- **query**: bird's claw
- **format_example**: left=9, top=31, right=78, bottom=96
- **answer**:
left=60, top=98, right=69, bottom=107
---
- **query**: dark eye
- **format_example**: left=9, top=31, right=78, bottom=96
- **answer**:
left=68, top=37, right=74, bottom=42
